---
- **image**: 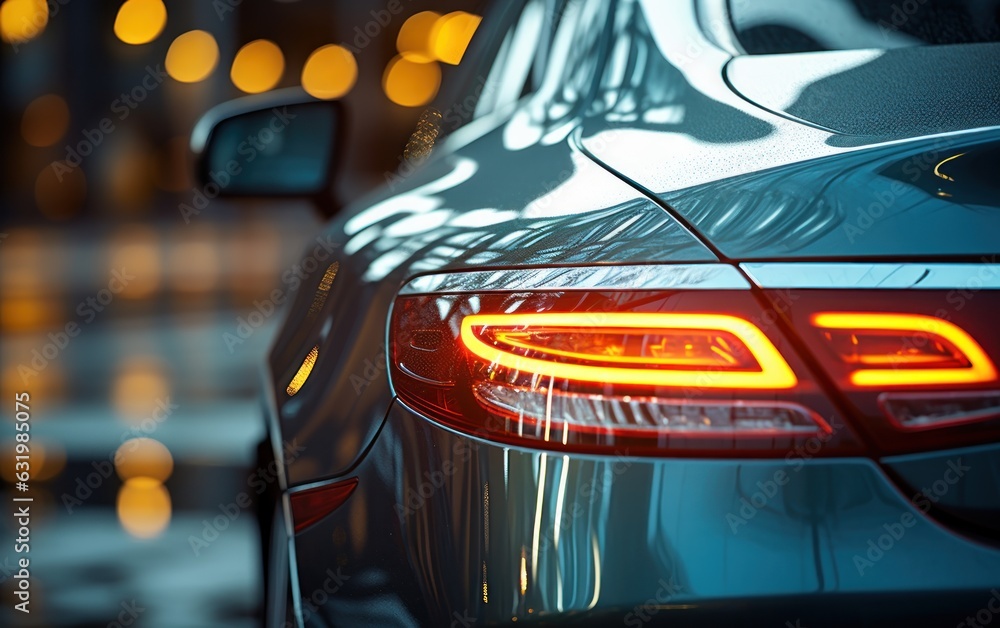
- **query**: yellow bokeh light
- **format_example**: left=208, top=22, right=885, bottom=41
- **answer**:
left=117, top=477, right=171, bottom=539
left=230, top=39, right=284, bottom=94
left=0, top=296, right=60, bottom=331
left=115, top=438, right=173, bottom=482
left=22, top=94, right=69, bottom=147
left=169, top=233, right=219, bottom=293
left=431, top=12, right=482, bottom=65
left=383, top=55, right=441, bottom=108
left=396, top=11, right=439, bottom=63
left=301, top=44, right=357, bottom=100
left=166, top=30, right=219, bottom=83
left=0, top=441, right=65, bottom=482
left=109, top=226, right=161, bottom=299
left=114, top=0, right=166, bottom=45
left=0, top=0, right=48, bottom=44
left=111, top=356, right=169, bottom=422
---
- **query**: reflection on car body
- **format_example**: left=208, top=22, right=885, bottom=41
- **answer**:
left=195, top=0, right=1000, bottom=625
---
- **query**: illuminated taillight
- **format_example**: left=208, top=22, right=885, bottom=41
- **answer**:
left=770, top=291, right=1000, bottom=454
left=390, top=289, right=856, bottom=457
left=810, top=312, right=997, bottom=387
left=461, top=312, right=798, bottom=389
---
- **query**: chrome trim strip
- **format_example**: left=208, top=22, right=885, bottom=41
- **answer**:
left=741, top=263, right=1000, bottom=290
left=400, top=264, right=750, bottom=295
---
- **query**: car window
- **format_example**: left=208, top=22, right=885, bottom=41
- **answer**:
left=475, top=0, right=613, bottom=119
left=729, top=0, right=1000, bottom=54
left=474, top=0, right=567, bottom=118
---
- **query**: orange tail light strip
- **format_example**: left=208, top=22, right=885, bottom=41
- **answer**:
left=460, top=313, right=798, bottom=389
left=811, top=313, right=998, bottom=387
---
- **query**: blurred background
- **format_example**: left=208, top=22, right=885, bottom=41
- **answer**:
left=0, top=1, right=485, bottom=625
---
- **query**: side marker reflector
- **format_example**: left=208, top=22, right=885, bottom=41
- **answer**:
left=289, top=478, right=358, bottom=534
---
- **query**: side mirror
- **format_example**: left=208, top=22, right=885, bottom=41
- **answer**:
left=191, top=88, right=341, bottom=199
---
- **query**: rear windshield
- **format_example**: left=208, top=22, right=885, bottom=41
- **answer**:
left=730, top=0, right=1000, bottom=54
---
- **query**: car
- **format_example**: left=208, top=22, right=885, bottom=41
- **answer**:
left=192, top=0, right=1000, bottom=625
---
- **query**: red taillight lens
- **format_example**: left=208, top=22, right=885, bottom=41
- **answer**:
left=774, top=291, right=1000, bottom=454
left=461, top=312, right=798, bottom=389
left=390, top=290, right=857, bottom=457
left=289, top=478, right=358, bottom=534
left=810, top=312, right=997, bottom=387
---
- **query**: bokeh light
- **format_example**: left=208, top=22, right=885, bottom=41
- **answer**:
left=33, top=441, right=67, bottom=481
left=0, top=0, right=48, bottom=44
left=301, top=44, right=357, bottom=100
left=21, top=94, right=70, bottom=147
left=165, top=30, right=219, bottom=83
left=114, top=0, right=167, bottom=45
left=117, top=477, right=171, bottom=539
left=396, top=11, right=439, bottom=63
left=168, top=230, right=220, bottom=293
left=111, top=355, right=169, bottom=422
left=431, top=11, right=482, bottom=65
left=0, top=295, right=61, bottom=331
left=109, top=226, right=161, bottom=299
left=35, top=161, right=86, bottom=221
left=115, top=438, right=174, bottom=482
left=382, top=55, right=441, bottom=107
left=107, top=135, right=157, bottom=213
left=230, top=39, right=284, bottom=94
left=0, top=440, right=65, bottom=482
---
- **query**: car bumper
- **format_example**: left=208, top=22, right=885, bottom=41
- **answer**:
left=287, top=399, right=1000, bottom=627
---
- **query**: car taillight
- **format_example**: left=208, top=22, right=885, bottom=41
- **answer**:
left=810, top=312, right=997, bottom=387
left=389, top=289, right=859, bottom=457
left=772, top=291, right=1000, bottom=454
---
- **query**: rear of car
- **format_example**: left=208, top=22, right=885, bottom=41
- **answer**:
left=262, top=0, right=1000, bottom=625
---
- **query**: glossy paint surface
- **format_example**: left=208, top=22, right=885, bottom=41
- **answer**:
left=255, top=0, right=1000, bottom=624
left=289, top=402, right=1000, bottom=626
